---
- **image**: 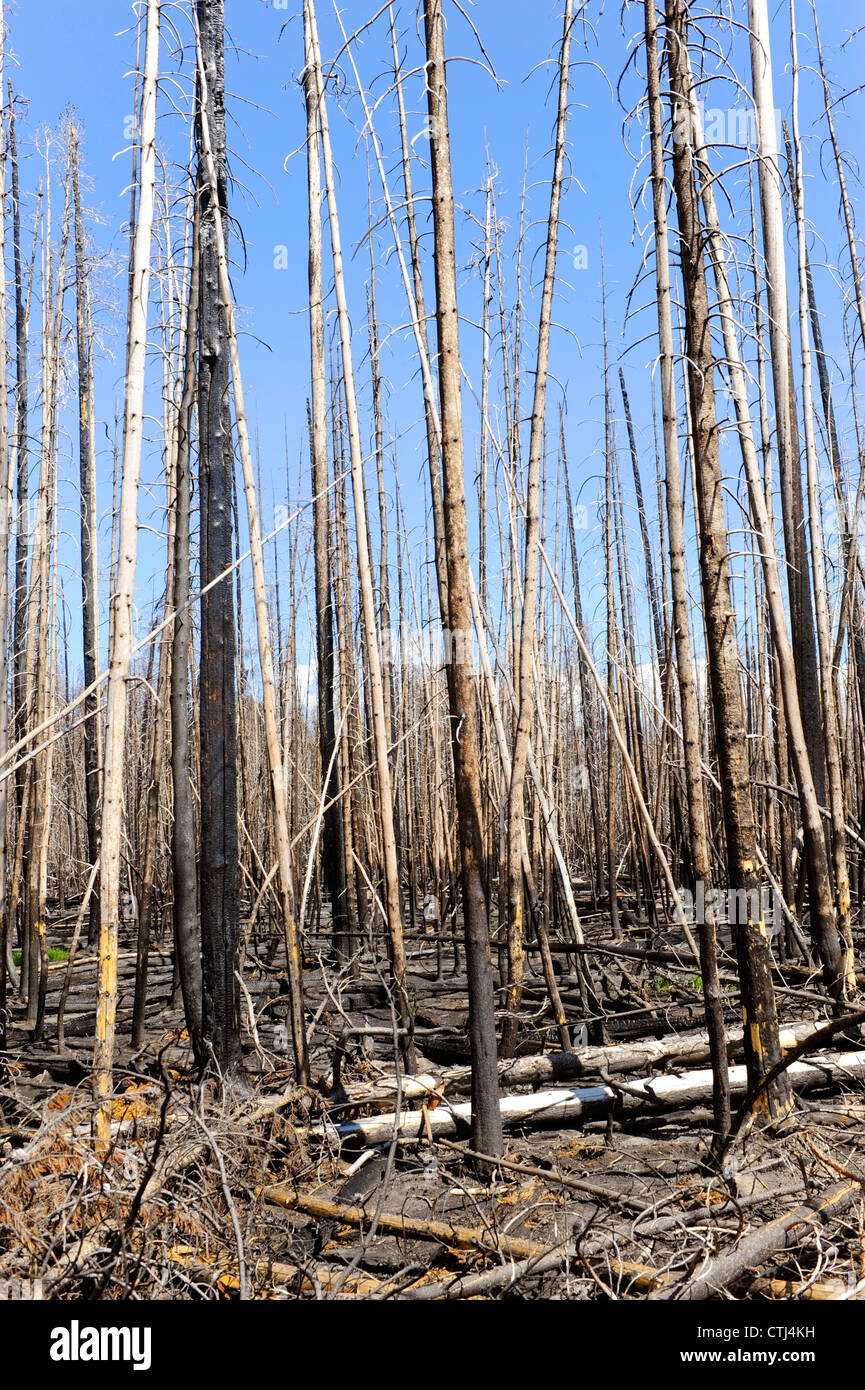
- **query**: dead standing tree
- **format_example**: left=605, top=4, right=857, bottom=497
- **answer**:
left=70, top=124, right=102, bottom=975
left=0, top=10, right=10, bottom=1053
left=665, top=0, right=790, bottom=1119
left=502, top=0, right=574, bottom=1059
left=170, top=214, right=203, bottom=1055
left=93, top=0, right=159, bottom=1145
left=196, top=0, right=240, bottom=1070
left=196, top=18, right=309, bottom=1085
left=642, top=0, right=729, bottom=1140
left=675, top=21, right=846, bottom=1008
left=423, top=0, right=502, bottom=1157
left=304, top=0, right=415, bottom=1072
left=303, top=21, right=349, bottom=967
left=747, top=0, right=824, bottom=822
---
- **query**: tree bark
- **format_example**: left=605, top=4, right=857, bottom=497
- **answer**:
left=196, top=0, right=240, bottom=1070
left=666, top=0, right=790, bottom=1118
left=170, top=219, right=204, bottom=1055
left=422, top=0, right=502, bottom=1157
left=643, top=0, right=729, bottom=1139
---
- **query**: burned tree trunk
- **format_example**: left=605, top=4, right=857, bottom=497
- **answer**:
left=304, top=0, right=413, bottom=1071
left=196, top=0, right=240, bottom=1070
left=0, top=28, right=10, bottom=1053
left=644, top=0, right=729, bottom=1140
left=8, top=84, right=30, bottom=952
left=170, top=219, right=203, bottom=1056
left=676, top=23, right=845, bottom=1006
left=423, top=0, right=502, bottom=1158
left=665, top=0, right=790, bottom=1119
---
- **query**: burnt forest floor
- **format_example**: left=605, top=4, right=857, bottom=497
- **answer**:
left=1, top=899, right=864, bottom=1301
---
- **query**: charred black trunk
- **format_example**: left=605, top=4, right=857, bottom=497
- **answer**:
left=196, top=0, right=239, bottom=1071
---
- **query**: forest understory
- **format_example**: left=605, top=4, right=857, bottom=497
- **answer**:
left=3, top=896, right=865, bottom=1302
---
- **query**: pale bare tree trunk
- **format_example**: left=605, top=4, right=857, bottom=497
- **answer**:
left=27, top=138, right=68, bottom=1035
left=303, top=42, right=348, bottom=967
left=93, top=0, right=160, bottom=1147
left=9, top=84, right=30, bottom=946
left=747, top=0, right=824, bottom=811
left=787, top=4, right=854, bottom=993
left=70, top=125, right=102, bottom=965
left=304, top=0, right=414, bottom=1070
left=0, top=16, right=12, bottom=1052
left=502, top=0, right=573, bottom=1058
left=679, top=30, right=845, bottom=1004
left=601, top=280, right=621, bottom=951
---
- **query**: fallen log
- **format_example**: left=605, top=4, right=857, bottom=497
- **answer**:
left=263, top=1189, right=675, bottom=1297
left=261, top=1186, right=547, bottom=1262
left=401, top=1246, right=574, bottom=1300
left=655, top=1180, right=860, bottom=1301
left=259, top=1258, right=382, bottom=1297
left=339, top=1020, right=822, bottom=1111
left=400, top=1248, right=667, bottom=1300
left=747, top=1273, right=863, bottom=1300
left=164, top=1245, right=384, bottom=1298
left=312, top=1049, right=865, bottom=1146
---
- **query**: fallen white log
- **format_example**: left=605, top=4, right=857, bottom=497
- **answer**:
left=337, top=1020, right=823, bottom=1113
left=315, top=1049, right=865, bottom=1146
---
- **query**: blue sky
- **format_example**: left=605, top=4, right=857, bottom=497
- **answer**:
left=5, top=0, right=864, bottom=685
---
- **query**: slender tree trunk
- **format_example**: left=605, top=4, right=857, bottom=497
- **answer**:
left=196, top=0, right=240, bottom=1070
left=644, top=0, right=729, bottom=1139
left=747, top=0, right=824, bottom=812
left=502, top=0, right=573, bottom=1058
left=71, top=126, right=102, bottom=967
left=0, top=27, right=11, bottom=1053
left=93, top=0, right=160, bottom=1145
left=304, top=48, right=348, bottom=966
left=787, top=18, right=854, bottom=994
left=304, top=0, right=414, bottom=1070
left=170, top=219, right=203, bottom=1055
left=666, top=0, right=790, bottom=1117
left=423, top=0, right=502, bottom=1157
left=680, top=30, right=845, bottom=1004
